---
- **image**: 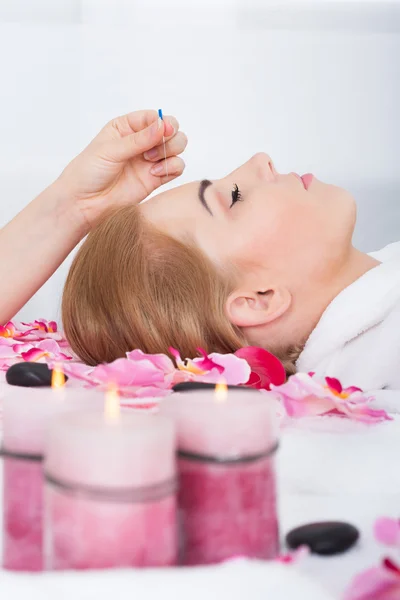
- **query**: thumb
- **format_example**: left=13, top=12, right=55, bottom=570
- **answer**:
left=107, top=118, right=165, bottom=162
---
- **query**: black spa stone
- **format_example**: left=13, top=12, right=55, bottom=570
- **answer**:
left=6, top=362, right=68, bottom=387
left=286, top=521, right=359, bottom=555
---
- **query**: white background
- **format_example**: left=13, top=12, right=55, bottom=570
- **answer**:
left=0, top=0, right=399, bottom=322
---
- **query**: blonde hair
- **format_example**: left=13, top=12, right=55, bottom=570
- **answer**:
left=62, top=205, right=300, bottom=373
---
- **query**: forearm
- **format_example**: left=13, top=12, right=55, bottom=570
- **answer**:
left=0, top=181, right=88, bottom=323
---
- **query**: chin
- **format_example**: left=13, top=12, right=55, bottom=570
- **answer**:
left=313, top=181, right=356, bottom=246
left=332, top=187, right=357, bottom=249
left=320, top=181, right=356, bottom=218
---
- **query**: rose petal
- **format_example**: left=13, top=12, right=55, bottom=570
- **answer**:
left=325, top=376, right=343, bottom=395
left=48, top=321, right=58, bottom=333
left=384, top=558, right=400, bottom=575
left=0, top=322, right=15, bottom=337
left=125, top=385, right=171, bottom=399
left=35, top=339, right=62, bottom=354
left=335, top=402, right=392, bottom=423
left=53, top=361, right=94, bottom=383
left=344, top=561, right=400, bottom=600
left=276, top=545, right=309, bottom=564
left=0, top=341, right=24, bottom=359
left=206, top=352, right=251, bottom=385
left=344, top=385, right=363, bottom=394
left=169, top=347, right=184, bottom=368
left=234, top=346, right=286, bottom=390
left=374, top=518, right=400, bottom=547
left=21, top=319, right=64, bottom=341
left=21, top=348, right=48, bottom=362
left=0, top=359, right=17, bottom=370
left=271, top=373, right=335, bottom=417
left=271, top=372, right=391, bottom=422
left=193, top=348, right=225, bottom=374
left=126, top=349, right=175, bottom=374
left=92, top=357, right=166, bottom=388
left=0, top=338, right=18, bottom=347
left=12, top=342, right=34, bottom=354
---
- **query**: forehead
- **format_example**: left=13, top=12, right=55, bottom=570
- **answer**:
left=139, top=181, right=200, bottom=234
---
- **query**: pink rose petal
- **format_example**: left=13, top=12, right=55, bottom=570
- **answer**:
left=48, top=321, right=57, bottom=333
left=169, top=347, right=184, bottom=367
left=334, top=402, right=392, bottom=423
left=344, top=560, right=400, bottom=600
left=325, top=376, right=343, bottom=395
left=21, top=348, right=48, bottom=362
left=0, top=340, right=23, bottom=358
left=234, top=346, right=286, bottom=390
left=126, top=349, right=175, bottom=374
left=206, top=352, right=251, bottom=385
left=52, top=361, right=94, bottom=383
left=193, top=348, right=224, bottom=374
left=344, top=385, right=363, bottom=394
left=0, top=322, right=15, bottom=337
left=271, top=372, right=391, bottom=423
left=92, top=357, right=166, bottom=388
left=374, top=518, right=400, bottom=547
left=21, top=339, right=72, bottom=363
left=276, top=545, right=309, bottom=564
left=20, top=319, right=64, bottom=341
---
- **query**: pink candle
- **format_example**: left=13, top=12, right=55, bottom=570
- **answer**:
left=44, top=408, right=177, bottom=570
left=159, top=387, right=279, bottom=565
left=2, top=383, right=102, bottom=571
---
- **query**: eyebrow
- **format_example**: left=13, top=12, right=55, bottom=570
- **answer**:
left=198, top=179, right=213, bottom=216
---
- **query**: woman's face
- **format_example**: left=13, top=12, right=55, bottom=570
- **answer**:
left=140, top=153, right=356, bottom=290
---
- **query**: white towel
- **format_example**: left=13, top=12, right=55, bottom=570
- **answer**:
left=296, top=242, right=400, bottom=406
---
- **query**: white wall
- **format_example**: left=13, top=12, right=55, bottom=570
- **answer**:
left=0, top=0, right=399, bottom=322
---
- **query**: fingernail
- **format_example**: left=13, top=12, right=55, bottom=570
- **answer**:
left=150, top=163, right=164, bottom=175
left=144, top=148, right=158, bottom=160
left=164, top=120, right=175, bottom=136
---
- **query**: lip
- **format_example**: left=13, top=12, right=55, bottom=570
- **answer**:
left=300, top=173, right=314, bottom=191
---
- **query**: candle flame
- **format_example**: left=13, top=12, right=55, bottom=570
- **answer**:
left=214, top=379, right=228, bottom=403
left=51, top=364, right=66, bottom=389
left=104, top=383, right=120, bottom=424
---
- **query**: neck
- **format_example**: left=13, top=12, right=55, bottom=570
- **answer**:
left=328, top=247, right=380, bottom=302
left=294, top=247, right=380, bottom=346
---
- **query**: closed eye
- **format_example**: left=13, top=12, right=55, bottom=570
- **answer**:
left=230, top=184, right=242, bottom=208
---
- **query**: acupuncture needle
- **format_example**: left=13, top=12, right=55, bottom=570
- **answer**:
left=158, top=108, right=169, bottom=178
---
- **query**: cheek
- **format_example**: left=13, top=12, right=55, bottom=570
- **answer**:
left=224, top=201, right=335, bottom=272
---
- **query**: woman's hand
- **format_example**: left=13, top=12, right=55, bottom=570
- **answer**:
left=0, top=109, right=186, bottom=322
left=56, top=109, right=187, bottom=229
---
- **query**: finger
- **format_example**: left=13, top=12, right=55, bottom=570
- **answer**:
left=115, top=110, right=158, bottom=136
left=106, top=119, right=166, bottom=162
left=149, top=156, right=185, bottom=182
left=143, top=131, right=188, bottom=162
left=162, top=115, right=179, bottom=139
left=111, top=111, right=178, bottom=137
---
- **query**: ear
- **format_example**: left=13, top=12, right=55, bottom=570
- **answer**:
left=226, top=285, right=292, bottom=328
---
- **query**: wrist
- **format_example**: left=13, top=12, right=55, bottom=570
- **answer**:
left=42, top=179, right=90, bottom=240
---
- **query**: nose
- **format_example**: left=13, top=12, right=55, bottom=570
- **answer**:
left=250, top=152, right=277, bottom=180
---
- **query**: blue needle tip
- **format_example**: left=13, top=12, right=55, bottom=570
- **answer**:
left=158, top=108, right=163, bottom=120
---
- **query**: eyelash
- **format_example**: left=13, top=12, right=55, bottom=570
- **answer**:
left=230, top=183, right=243, bottom=208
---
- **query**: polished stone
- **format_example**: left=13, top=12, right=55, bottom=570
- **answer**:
left=286, top=521, right=360, bottom=555
left=6, top=362, right=68, bottom=387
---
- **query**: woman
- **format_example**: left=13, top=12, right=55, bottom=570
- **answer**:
left=0, top=109, right=186, bottom=322
left=62, top=152, right=400, bottom=392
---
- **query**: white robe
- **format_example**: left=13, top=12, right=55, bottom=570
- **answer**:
left=296, top=242, right=400, bottom=411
